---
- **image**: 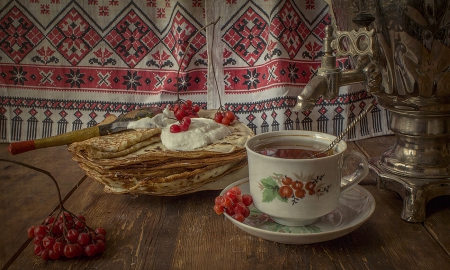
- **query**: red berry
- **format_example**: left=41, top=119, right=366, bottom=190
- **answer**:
left=179, top=120, right=190, bottom=131
left=224, top=111, right=235, bottom=122
left=95, top=227, right=106, bottom=236
left=34, top=244, right=44, bottom=256
left=42, top=236, right=56, bottom=249
left=185, top=100, right=193, bottom=107
left=53, top=241, right=64, bottom=256
left=41, top=248, right=50, bottom=260
left=221, top=196, right=233, bottom=208
left=74, top=220, right=85, bottom=230
left=74, top=243, right=84, bottom=257
left=230, top=186, right=242, bottom=195
left=213, top=205, right=224, bottom=215
left=27, top=226, right=35, bottom=238
left=33, top=235, right=44, bottom=244
left=242, top=194, right=253, bottom=206
left=214, top=112, right=223, bottom=123
left=34, top=225, right=48, bottom=238
left=181, top=116, right=191, bottom=125
left=225, top=206, right=235, bottom=216
left=84, top=244, right=99, bottom=257
left=225, top=190, right=238, bottom=203
left=93, top=233, right=106, bottom=242
left=174, top=109, right=187, bottom=121
left=48, top=249, right=61, bottom=260
left=76, top=214, right=86, bottom=222
left=48, top=220, right=62, bottom=235
left=170, top=124, right=181, bottom=133
left=242, top=207, right=250, bottom=218
left=96, top=240, right=106, bottom=253
left=232, top=213, right=245, bottom=222
left=214, top=196, right=223, bottom=206
left=66, top=229, right=79, bottom=243
left=64, top=244, right=78, bottom=258
left=59, top=212, right=73, bottom=223
left=221, top=116, right=231, bottom=126
left=193, top=104, right=200, bottom=112
left=57, top=222, right=64, bottom=234
left=44, top=216, right=55, bottom=225
left=233, top=202, right=247, bottom=215
left=77, top=233, right=91, bottom=246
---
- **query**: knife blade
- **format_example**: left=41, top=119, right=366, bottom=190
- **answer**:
left=8, top=106, right=163, bottom=155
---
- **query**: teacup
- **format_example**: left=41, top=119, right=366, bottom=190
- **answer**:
left=245, top=130, right=369, bottom=226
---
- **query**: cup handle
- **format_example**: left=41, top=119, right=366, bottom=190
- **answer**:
left=340, top=151, right=369, bottom=193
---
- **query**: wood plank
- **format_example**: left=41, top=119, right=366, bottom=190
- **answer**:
left=0, top=144, right=86, bottom=268
left=424, top=195, right=450, bottom=253
left=355, top=135, right=396, bottom=158
left=9, top=175, right=450, bottom=269
left=356, top=135, right=450, bottom=255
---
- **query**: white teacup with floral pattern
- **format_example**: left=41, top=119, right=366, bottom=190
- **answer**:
left=245, top=130, right=369, bottom=226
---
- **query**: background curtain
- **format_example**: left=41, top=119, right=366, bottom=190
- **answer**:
left=0, top=0, right=391, bottom=143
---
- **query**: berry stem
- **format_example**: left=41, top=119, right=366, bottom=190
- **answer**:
left=0, top=159, right=98, bottom=240
left=0, top=159, right=64, bottom=209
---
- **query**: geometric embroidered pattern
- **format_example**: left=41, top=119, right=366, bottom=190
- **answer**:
left=105, top=10, right=159, bottom=68
left=0, top=6, right=45, bottom=64
left=48, top=8, right=101, bottom=66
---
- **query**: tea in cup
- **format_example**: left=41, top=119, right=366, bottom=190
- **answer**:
left=245, top=130, right=369, bottom=226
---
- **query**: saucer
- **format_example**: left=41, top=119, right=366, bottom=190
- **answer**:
left=220, top=178, right=375, bottom=245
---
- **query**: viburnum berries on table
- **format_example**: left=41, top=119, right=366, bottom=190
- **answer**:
left=0, top=159, right=107, bottom=260
left=214, top=186, right=253, bottom=222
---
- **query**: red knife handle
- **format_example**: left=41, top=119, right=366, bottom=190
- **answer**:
left=8, top=141, right=36, bottom=155
left=7, top=126, right=101, bottom=155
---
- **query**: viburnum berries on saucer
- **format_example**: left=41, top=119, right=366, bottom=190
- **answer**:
left=214, top=186, right=253, bottom=222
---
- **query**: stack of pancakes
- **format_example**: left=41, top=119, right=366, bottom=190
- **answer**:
left=67, top=110, right=253, bottom=195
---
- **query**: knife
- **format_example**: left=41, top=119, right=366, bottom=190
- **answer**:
left=7, top=107, right=163, bottom=155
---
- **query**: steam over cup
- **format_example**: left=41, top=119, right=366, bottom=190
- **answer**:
left=245, top=130, right=369, bottom=226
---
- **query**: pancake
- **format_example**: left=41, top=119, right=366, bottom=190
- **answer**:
left=67, top=109, right=254, bottom=195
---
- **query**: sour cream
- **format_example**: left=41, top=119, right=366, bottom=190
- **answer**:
left=126, top=108, right=176, bottom=129
left=160, top=118, right=231, bottom=151
left=126, top=108, right=231, bottom=151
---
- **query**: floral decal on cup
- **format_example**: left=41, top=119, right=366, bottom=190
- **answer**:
left=258, top=173, right=331, bottom=204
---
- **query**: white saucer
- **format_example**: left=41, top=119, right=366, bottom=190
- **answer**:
left=220, top=178, right=375, bottom=245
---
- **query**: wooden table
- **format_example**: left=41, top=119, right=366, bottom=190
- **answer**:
left=1, top=135, right=449, bottom=269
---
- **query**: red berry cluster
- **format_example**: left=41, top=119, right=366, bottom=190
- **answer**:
left=28, top=211, right=106, bottom=260
left=214, top=110, right=235, bottom=126
left=214, top=186, right=253, bottom=222
left=169, top=100, right=200, bottom=133
left=279, top=176, right=316, bottom=199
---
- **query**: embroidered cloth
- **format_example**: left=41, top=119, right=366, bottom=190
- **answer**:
left=0, top=0, right=391, bottom=143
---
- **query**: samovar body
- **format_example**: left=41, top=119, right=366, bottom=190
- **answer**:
left=295, top=0, right=450, bottom=222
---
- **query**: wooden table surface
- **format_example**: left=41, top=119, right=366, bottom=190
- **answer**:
left=1, top=135, right=449, bottom=270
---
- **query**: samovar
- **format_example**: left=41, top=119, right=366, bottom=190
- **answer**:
left=294, top=0, right=450, bottom=222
